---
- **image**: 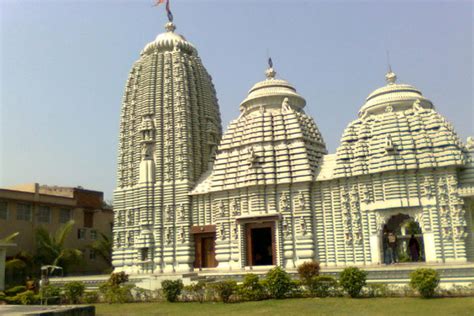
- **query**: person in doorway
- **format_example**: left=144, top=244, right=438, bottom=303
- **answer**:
left=387, top=231, right=398, bottom=264
left=383, top=231, right=390, bottom=264
left=408, top=234, right=420, bottom=262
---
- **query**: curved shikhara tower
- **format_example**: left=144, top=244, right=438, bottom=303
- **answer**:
left=113, top=22, right=222, bottom=273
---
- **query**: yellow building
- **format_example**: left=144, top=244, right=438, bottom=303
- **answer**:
left=0, top=183, right=113, bottom=274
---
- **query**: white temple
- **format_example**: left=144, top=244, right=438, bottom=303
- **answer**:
left=112, top=21, right=474, bottom=275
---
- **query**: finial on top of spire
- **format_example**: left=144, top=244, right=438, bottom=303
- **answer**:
left=165, top=22, right=176, bottom=32
left=385, top=50, right=397, bottom=84
left=265, top=57, right=276, bottom=79
left=385, top=70, right=397, bottom=85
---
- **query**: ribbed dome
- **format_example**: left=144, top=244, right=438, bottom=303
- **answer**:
left=359, top=71, right=433, bottom=117
left=239, top=67, right=306, bottom=113
left=141, top=22, right=195, bottom=56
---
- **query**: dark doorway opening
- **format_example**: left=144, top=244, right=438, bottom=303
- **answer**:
left=251, top=227, right=273, bottom=265
left=245, top=222, right=276, bottom=266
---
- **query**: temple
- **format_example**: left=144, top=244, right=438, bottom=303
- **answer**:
left=112, top=21, right=474, bottom=275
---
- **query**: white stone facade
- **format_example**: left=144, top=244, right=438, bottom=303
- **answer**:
left=112, top=23, right=474, bottom=274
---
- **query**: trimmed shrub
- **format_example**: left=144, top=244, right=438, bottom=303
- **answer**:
left=108, top=272, right=129, bottom=286
left=238, top=274, right=266, bottom=301
left=264, top=267, right=294, bottom=299
left=297, top=261, right=320, bottom=285
left=364, top=283, right=390, bottom=298
left=63, top=281, right=85, bottom=304
left=339, top=267, right=367, bottom=298
left=40, top=285, right=62, bottom=305
left=5, top=285, right=26, bottom=296
left=17, top=290, right=39, bottom=305
left=212, top=280, right=237, bottom=303
left=99, top=283, right=134, bottom=304
left=308, top=275, right=337, bottom=297
left=161, top=279, right=184, bottom=302
left=83, top=291, right=100, bottom=304
left=410, top=268, right=440, bottom=298
left=184, top=281, right=207, bottom=303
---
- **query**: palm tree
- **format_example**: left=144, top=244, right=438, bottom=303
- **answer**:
left=0, top=232, right=19, bottom=243
left=35, top=220, right=82, bottom=273
left=88, top=232, right=112, bottom=266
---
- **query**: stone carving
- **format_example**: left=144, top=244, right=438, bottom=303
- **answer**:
left=384, top=134, right=395, bottom=152
left=279, top=193, right=290, bottom=211
left=179, top=227, right=186, bottom=242
left=281, top=97, right=291, bottom=112
left=178, top=204, right=186, bottom=220
left=413, top=99, right=423, bottom=112
left=219, top=223, right=226, bottom=240
left=165, top=205, right=173, bottom=222
left=218, top=201, right=226, bottom=218
left=247, top=147, right=258, bottom=167
left=233, top=224, right=239, bottom=240
left=230, top=198, right=240, bottom=216
left=467, top=136, right=474, bottom=150
left=165, top=228, right=172, bottom=245
left=299, top=216, right=307, bottom=235
left=297, top=192, right=305, bottom=209
left=422, top=177, right=433, bottom=198
left=385, top=105, right=393, bottom=113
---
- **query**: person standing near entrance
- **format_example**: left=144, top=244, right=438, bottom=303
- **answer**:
left=387, top=231, right=398, bottom=264
left=408, top=234, right=420, bottom=262
left=383, top=231, right=390, bottom=264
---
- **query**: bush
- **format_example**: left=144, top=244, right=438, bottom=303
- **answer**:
left=238, top=274, right=266, bottom=301
left=132, top=287, right=154, bottom=302
left=99, top=283, right=134, bottom=304
left=83, top=291, right=100, bottom=304
left=40, top=285, right=62, bottom=305
left=364, top=283, right=390, bottom=298
left=308, top=275, right=337, bottom=297
left=63, top=281, right=85, bottom=304
left=339, top=267, right=367, bottom=298
left=161, top=279, right=184, bottom=302
left=212, top=280, right=237, bottom=303
left=410, top=268, right=440, bottom=298
left=5, top=285, right=26, bottom=296
left=264, top=267, right=294, bottom=299
left=184, top=281, right=207, bottom=303
left=17, top=290, right=39, bottom=305
left=297, top=261, right=320, bottom=285
left=108, top=272, right=129, bottom=286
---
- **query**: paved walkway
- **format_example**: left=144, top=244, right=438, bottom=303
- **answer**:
left=0, top=305, right=94, bottom=315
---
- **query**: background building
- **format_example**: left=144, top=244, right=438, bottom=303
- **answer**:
left=0, top=183, right=113, bottom=274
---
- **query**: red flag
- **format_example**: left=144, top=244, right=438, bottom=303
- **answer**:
left=153, top=0, right=165, bottom=6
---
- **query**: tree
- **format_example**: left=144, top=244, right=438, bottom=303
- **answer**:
left=87, top=232, right=112, bottom=266
left=34, top=220, right=82, bottom=273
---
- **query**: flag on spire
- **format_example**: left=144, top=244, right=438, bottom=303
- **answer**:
left=154, top=0, right=173, bottom=22
left=268, top=57, right=273, bottom=68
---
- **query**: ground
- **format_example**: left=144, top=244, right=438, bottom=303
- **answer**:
left=95, top=297, right=474, bottom=316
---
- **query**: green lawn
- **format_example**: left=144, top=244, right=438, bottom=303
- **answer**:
left=95, top=297, right=474, bottom=316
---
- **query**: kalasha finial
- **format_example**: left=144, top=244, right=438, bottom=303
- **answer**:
left=385, top=51, right=397, bottom=84
left=265, top=57, right=276, bottom=79
left=165, top=21, right=176, bottom=32
left=385, top=70, right=397, bottom=85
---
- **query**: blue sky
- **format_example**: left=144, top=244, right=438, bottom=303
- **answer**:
left=1, top=0, right=472, bottom=200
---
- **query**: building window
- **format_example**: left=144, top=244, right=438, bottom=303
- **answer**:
left=0, top=201, right=8, bottom=220
left=77, top=228, right=86, bottom=240
left=84, top=212, right=94, bottom=228
left=59, top=208, right=72, bottom=223
left=37, top=205, right=51, bottom=223
left=17, top=203, right=32, bottom=221
left=90, top=229, right=97, bottom=240
left=89, top=249, right=96, bottom=260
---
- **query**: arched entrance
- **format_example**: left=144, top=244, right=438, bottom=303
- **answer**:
left=383, top=214, right=425, bottom=263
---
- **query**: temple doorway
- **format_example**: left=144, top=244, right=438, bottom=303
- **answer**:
left=193, top=233, right=217, bottom=268
left=383, top=213, right=425, bottom=263
left=246, top=222, right=276, bottom=266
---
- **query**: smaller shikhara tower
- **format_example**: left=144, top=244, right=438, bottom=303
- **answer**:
left=113, top=21, right=222, bottom=274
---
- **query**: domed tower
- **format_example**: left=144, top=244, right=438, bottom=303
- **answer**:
left=323, top=69, right=470, bottom=264
left=113, top=21, right=222, bottom=274
left=191, top=63, right=327, bottom=269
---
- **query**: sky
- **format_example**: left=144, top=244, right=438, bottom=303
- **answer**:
left=0, top=0, right=472, bottom=201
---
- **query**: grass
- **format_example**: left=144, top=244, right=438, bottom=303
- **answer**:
left=95, top=297, right=474, bottom=316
